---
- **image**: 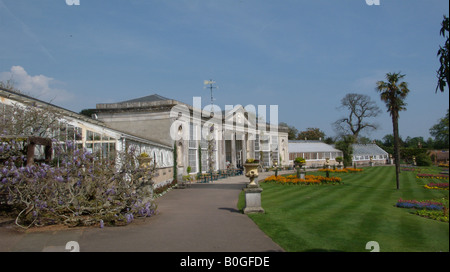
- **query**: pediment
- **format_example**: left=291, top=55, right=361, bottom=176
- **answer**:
left=223, top=105, right=256, bottom=129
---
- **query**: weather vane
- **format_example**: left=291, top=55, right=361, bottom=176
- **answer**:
left=204, top=79, right=218, bottom=111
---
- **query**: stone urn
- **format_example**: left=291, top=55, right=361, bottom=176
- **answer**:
left=295, top=162, right=305, bottom=179
left=244, top=162, right=259, bottom=188
left=243, top=160, right=264, bottom=214
left=138, top=155, right=152, bottom=169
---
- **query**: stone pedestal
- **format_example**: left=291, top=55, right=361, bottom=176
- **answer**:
left=243, top=186, right=264, bottom=214
left=300, top=170, right=305, bottom=179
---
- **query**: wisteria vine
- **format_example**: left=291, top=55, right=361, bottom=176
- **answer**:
left=0, top=139, right=157, bottom=229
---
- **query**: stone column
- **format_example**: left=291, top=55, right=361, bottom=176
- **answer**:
left=231, top=133, right=236, bottom=168
left=243, top=133, right=248, bottom=162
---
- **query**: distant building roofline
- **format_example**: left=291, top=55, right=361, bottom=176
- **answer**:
left=118, top=94, right=172, bottom=104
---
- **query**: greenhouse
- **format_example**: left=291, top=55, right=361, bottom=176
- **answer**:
left=288, top=140, right=343, bottom=168
left=352, top=144, right=390, bottom=166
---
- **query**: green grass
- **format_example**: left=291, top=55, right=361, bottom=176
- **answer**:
left=238, top=166, right=449, bottom=252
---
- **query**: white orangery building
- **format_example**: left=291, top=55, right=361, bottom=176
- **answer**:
left=94, top=94, right=290, bottom=176
left=1, top=88, right=290, bottom=182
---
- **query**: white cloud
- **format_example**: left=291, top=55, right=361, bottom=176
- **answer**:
left=0, top=66, right=74, bottom=103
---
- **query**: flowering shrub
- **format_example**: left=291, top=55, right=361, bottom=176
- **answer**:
left=0, top=140, right=157, bottom=229
left=294, top=157, right=306, bottom=165
left=264, top=174, right=342, bottom=185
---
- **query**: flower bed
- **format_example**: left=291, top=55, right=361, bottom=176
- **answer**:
left=416, top=173, right=449, bottom=180
left=424, top=182, right=449, bottom=190
left=395, top=198, right=449, bottom=223
left=401, top=167, right=420, bottom=172
left=264, top=174, right=342, bottom=185
left=414, top=210, right=448, bottom=222
left=396, top=198, right=445, bottom=210
left=318, top=168, right=362, bottom=173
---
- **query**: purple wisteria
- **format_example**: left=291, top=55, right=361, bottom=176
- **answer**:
left=0, top=139, right=157, bottom=229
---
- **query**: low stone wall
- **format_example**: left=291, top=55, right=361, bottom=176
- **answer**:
left=152, top=166, right=174, bottom=188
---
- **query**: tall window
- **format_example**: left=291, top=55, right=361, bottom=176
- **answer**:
left=188, top=123, right=198, bottom=172
left=201, top=149, right=208, bottom=172
left=254, top=134, right=260, bottom=160
left=188, top=149, right=197, bottom=172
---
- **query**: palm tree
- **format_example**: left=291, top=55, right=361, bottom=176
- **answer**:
left=436, top=15, right=449, bottom=93
left=376, top=72, right=410, bottom=190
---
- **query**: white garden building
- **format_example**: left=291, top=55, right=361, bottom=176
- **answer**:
left=288, top=140, right=343, bottom=168
left=352, top=144, right=390, bottom=166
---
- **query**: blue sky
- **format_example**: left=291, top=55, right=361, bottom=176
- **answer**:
left=1, top=0, right=449, bottom=141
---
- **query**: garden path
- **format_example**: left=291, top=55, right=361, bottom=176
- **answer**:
left=0, top=170, right=296, bottom=252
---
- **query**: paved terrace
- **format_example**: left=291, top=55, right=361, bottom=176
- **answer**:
left=0, top=170, right=297, bottom=252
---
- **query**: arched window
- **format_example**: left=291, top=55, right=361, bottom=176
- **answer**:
left=152, top=151, right=157, bottom=166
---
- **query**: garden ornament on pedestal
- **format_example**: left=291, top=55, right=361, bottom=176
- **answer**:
left=243, top=159, right=264, bottom=214
left=244, top=159, right=260, bottom=187
left=294, top=157, right=306, bottom=178
left=325, top=158, right=330, bottom=177
left=273, top=161, right=279, bottom=177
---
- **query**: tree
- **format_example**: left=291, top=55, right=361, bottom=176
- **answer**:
left=279, top=122, right=298, bottom=140
left=334, top=135, right=355, bottom=168
left=429, top=109, right=449, bottom=148
left=376, top=72, right=410, bottom=190
left=333, top=93, right=381, bottom=141
left=436, top=15, right=449, bottom=93
left=79, top=109, right=96, bottom=118
left=381, top=134, right=402, bottom=148
left=297, top=127, right=325, bottom=141
left=357, top=136, right=372, bottom=144
left=404, top=136, right=426, bottom=148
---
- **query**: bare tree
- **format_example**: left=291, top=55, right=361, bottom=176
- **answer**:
left=333, top=93, right=381, bottom=141
left=1, top=102, right=65, bottom=138
left=1, top=83, right=66, bottom=138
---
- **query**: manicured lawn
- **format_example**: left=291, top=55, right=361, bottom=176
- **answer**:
left=239, top=166, right=449, bottom=252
